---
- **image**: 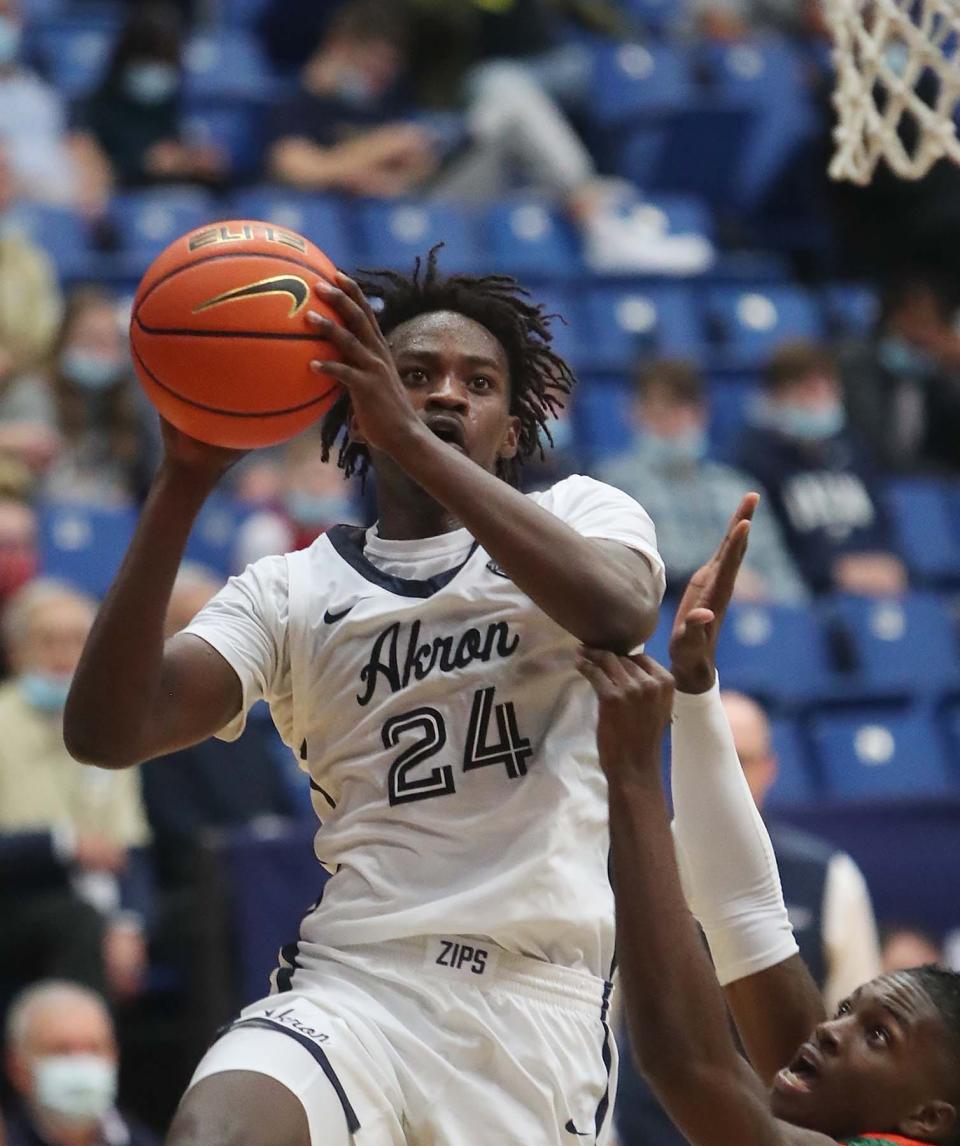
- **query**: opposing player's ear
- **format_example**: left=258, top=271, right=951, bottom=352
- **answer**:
left=498, top=416, right=520, bottom=461
left=902, top=1099, right=956, bottom=1141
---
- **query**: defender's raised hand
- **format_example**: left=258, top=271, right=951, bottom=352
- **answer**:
left=668, top=492, right=757, bottom=694
left=306, top=272, right=420, bottom=456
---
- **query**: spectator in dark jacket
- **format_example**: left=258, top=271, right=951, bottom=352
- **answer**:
left=72, top=2, right=224, bottom=191
left=734, top=340, right=907, bottom=596
left=840, top=273, right=960, bottom=476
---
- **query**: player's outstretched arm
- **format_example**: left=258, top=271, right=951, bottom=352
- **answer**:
left=64, top=423, right=245, bottom=769
left=308, top=274, right=659, bottom=652
left=667, top=496, right=826, bottom=1083
left=576, top=648, right=834, bottom=1146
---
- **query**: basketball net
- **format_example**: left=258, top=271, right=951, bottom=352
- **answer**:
left=825, top=0, right=960, bottom=183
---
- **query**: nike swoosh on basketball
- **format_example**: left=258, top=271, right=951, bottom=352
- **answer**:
left=323, top=604, right=356, bottom=624
left=192, top=275, right=310, bottom=318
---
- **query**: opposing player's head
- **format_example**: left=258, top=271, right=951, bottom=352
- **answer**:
left=772, top=966, right=960, bottom=1144
left=320, top=247, right=575, bottom=486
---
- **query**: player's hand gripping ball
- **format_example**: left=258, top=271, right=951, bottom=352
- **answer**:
left=129, top=220, right=344, bottom=448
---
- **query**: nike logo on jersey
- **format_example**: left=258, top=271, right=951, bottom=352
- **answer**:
left=323, top=604, right=355, bottom=624
left=356, top=618, right=520, bottom=706
left=564, top=1119, right=590, bottom=1136
left=486, top=558, right=511, bottom=579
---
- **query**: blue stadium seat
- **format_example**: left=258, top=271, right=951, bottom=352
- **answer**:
left=886, top=479, right=960, bottom=587
left=943, top=702, right=960, bottom=773
left=589, top=42, right=695, bottom=128
left=5, top=203, right=95, bottom=282
left=585, top=284, right=703, bottom=373
left=38, top=502, right=136, bottom=599
left=830, top=593, right=960, bottom=700
left=621, top=0, right=690, bottom=34
left=355, top=201, right=482, bottom=275
left=185, top=493, right=247, bottom=577
left=532, top=287, right=590, bottom=372
left=703, top=285, right=823, bottom=371
left=766, top=716, right=818, bottom=808
left=809, top=705, right=953, bottom=802
left=183, top=30, right=278, bottom=103
left=716, top=602, right=836, bottom=705
left=182, top=102, right=266, bottom=182
left=573, top=375, right=633, bottom=462
left=709, top=376, right=759, bottom=459
left=697, top=39, right=818, bottom=215
left=229, top=188, right=358, bottom=270
left=614, top=106, right=756, bottom=208
left=108, top=188, right=217, bottom=275
left=822, top=283, right=879, bottom=339
left=31, top=23, right=115, bottom=97
left=214, top=0, right=276, bottom=28
left=482, top=200, right=580, bottom=282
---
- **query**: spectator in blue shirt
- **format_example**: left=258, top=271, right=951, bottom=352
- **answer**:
left=598, top=358, right=806, bottom=601
left=734, top=340, right=907, bottom=596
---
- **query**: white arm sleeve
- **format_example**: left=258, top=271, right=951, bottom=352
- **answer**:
left=671, top=679, right=798, bottom=986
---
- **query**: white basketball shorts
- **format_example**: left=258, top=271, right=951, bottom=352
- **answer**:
left=187, top=934, right=617, bottom=1146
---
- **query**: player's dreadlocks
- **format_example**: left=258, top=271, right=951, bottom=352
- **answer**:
left=902, top=965, right=960, bottom=1144
left=320, top=246, right=576, bottom=487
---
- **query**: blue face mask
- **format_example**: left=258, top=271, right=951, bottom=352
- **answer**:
left=0, top=15, right=21, bottom=66
left=61, top=349, right=125, bottom=392
left=642, top=428, right=707, bottom=466
left=877, top=334, right=936, bottom=378
left=123, top=61, right=179, bottom=104
left=20, top=672, right=72, bottom=713
left=284, top=491, right=353, bottom=527
left=772, top=400, right=845, bottom=442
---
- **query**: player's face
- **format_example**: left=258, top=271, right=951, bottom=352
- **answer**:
left=386, top=310, right=519, bottom=475
left=771, top=974, right=955, bottom=1140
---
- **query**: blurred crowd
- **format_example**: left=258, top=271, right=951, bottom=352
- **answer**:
left=1, top=0, right=960, bottom=1141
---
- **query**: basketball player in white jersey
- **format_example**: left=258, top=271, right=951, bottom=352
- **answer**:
left=64, top=249, right=665, bottom=1146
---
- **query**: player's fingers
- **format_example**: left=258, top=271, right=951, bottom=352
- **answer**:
left=313, top=280, right=381, bottom=346
left=309, top=360, right=365, bottom=388
left=335, top=272, right=385, bottom=333
left=710, top=493, right=759, bottom=571
left=630, top=653, right=675, bottom=688
left=306, top=312, right=379, bottom=367
left=578, top=647, right=636, bottom=689
left=574, top=657, right=617, bottom=699
left=710, top=519, right=751, bottom=604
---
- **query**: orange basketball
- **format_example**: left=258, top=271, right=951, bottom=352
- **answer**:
left=130, top=219, right=344, bottom=449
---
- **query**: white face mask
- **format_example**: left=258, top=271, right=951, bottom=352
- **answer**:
left=34, top=1054, right=117, bottom=1126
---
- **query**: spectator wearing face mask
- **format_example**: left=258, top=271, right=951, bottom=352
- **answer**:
left=0, top=580, right=153, bottom=1003
left=735, top=340, right=908, bottom=596
left=596, top=359, right=806, bottom=601
left=0, top=286, right=157, bottom=504
left=839, top=273, right=960, bottom=476
left=232, top=433, right=363, bottom=570
left=0, top=0, right=109, bottom=214
left=71, top=2, right=225, bottom=191
left=4, top=980, right=158, bottom=1146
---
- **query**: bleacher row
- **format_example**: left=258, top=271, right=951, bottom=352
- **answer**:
left=20, top=0, right=831, bottom=216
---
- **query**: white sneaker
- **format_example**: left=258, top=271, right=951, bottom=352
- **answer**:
left=583, top=202, right=714, bottom=274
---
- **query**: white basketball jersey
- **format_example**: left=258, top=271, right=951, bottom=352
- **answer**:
left=186, top=475, right=664, bottom=980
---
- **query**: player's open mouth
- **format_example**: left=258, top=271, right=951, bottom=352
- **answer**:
left=425, top=414, right=467, bottom=452
left=774, top=1045, right=821, bottom=1095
